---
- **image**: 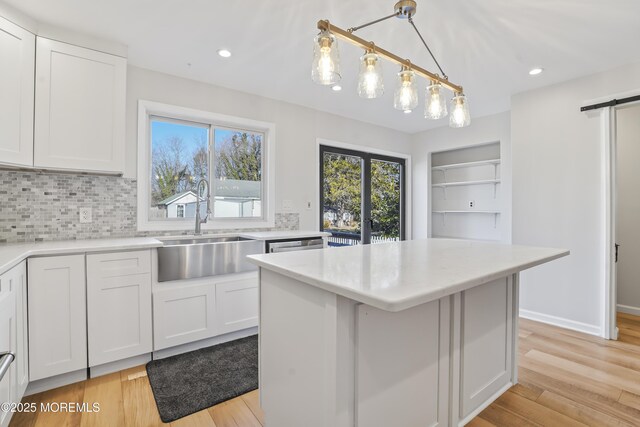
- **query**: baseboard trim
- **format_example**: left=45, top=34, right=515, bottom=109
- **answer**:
left=25, top=369, right=87, bottom=396
left=519, top=309, right=601, bottom=336
left=616, top=304, right=640, bottom=316
left=152, top=327, right=258, bottom=360
left=90, top=353, right=151, bottom=378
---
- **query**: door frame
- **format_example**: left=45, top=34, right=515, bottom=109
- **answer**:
left=592, top=91, right=640, bottom=340
left=316, top=138, right=412, bottom=242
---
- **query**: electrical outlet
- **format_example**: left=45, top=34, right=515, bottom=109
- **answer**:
left=79, top=207, right=92, bottom=223
left=282, top=200, right=293, bottom=211
left=468, top=201, right=475, bottom=208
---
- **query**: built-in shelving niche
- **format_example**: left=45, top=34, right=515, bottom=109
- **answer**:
left=430, top=143, right=501, bottom=241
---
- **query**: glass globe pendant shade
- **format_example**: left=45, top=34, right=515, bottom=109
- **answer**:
left=357, top=52, right=384, bottom=98
left=424, top=81, right=448, bottom=120
left=449, top=93, right=471, bottom=128
left=393, top=67, right=418, bottom=111
left=311, top=30, right=341, bottom=85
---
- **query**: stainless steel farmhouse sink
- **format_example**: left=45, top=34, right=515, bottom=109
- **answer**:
left=157, top=236, right=264, bottom=282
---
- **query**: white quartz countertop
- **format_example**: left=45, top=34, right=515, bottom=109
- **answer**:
left=0, top=237, right=163, bottom=275
left=248, top=238, right=569, bottom=312
left=239, top=231, right=330, bottom=240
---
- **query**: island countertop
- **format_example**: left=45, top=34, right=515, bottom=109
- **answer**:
left=247, top=238, right=569, bottom=312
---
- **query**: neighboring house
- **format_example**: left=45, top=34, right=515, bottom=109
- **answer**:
left=156, top=179, right=261, bottom=219
left=157, top=190, right=206, bottom=219
left=214, top=179, right=261, bottom=218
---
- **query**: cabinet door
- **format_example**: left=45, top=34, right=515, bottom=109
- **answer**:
left=28, top=255, right=87, bottom=381
left=215, top=273, right=259, bottom=334
left=0, top=16, right=34, bottom=167
left=87, top=251, right=152, bottom=367
left=34, top=37, right=126, bottom=173
left=0, top=275, right=16, bottom=427
left=458, top=277, right=513, bottom=420
left=12, top=262, right=28, bottom=399
left=153, top=282, right=217, bottom=350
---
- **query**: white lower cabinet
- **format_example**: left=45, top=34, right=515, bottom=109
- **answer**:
left=0, top=261, right=27, bottom=427
left=28, top=255, right=87, bottom=381
left=87, top=251, right=152, bottom=367
left=215, top=274, right=259, bottom=334
left=154, top=271, right=258, bottom=351
left=154, top=281, right=217, bottom=350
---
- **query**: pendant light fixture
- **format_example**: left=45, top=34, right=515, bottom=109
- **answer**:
left=311, top=0, right=471, bottom=128
left=393, top=66, right=418, bottom=111
left=449, top=93, right=471, bottom=128
left=311, top=29, right=341, bottom=85
left=424, top=80, right=447, bottom=119
left=357, top=51, right=384, bottom=98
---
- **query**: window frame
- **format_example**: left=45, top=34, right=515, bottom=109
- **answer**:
left=137, top=100, right=275, bottom=231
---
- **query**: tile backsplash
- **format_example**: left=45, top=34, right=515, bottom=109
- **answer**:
left=0, top=170, right=299, bottom=243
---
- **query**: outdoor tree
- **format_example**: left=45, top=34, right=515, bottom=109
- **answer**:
left=322, top=153, right=362, bottom=230
left=151, top=136, right=192, bottom=203
left=216, top=132, right=262, bottom=181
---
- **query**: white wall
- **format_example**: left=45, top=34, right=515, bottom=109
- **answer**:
left=410, top=112, right=511, bottom=242
left=125, top=65, right=412, bottom=231
left=616, top=104, right=640, bottom=313
left=512, top=62, right=640, bottom=335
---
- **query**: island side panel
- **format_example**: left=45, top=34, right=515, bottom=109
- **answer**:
left=259, top=268, right=356, bottom=427
left=455, top=274, right=518, bottom=426
left=355, top=298, right=451, bottom=427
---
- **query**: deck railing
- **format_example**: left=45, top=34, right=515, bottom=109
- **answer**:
left=326, top=231, right=400, bottom=247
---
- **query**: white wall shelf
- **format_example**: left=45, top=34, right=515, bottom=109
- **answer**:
left=432, top=159, right=501, bottom=171
left=433, top=211, right=501, bottom=214
left=433, top=210, right=500, bottom=228
left=432, top=179, right=500, bottom=188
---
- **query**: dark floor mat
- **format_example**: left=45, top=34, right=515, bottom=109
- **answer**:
left=146, top=335, right=258, bottom=422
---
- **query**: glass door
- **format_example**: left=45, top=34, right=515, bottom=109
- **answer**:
left=320, top=145, right=405, bottom=246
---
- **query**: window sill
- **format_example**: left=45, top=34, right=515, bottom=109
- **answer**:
left=136, top=218, right=275, bottom=232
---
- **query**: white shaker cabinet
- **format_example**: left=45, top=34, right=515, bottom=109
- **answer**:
left=0, top=261, right=27, bottom=427
left=28, top=255, right=87, bottom=381
left=0, top=16, right=34, bottom=167
left=86, top=251, right=152, bottom=367
left=215, top=273, right=259, bottom=334
left=153, top=281, right=218, bottom=350
left=34, top=37, right=126, bottom=173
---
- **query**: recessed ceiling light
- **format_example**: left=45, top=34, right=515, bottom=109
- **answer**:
left=404, top=109, right=412, bottom=114
left=217, top=49, right=232, bottom=58
left=331, top=85, right=342, bottom=91
left=529, top=67, right=543, bottom=76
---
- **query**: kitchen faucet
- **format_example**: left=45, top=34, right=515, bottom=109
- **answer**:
left=194, top=178, right=212, bottom=235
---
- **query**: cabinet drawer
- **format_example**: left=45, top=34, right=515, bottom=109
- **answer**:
left=87, top=250, right=151, bottom=278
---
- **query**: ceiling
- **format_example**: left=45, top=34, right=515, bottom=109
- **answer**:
left=7, top=0, right=640, bottom=134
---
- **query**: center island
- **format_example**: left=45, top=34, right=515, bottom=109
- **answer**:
left=247, top=238, right=568, bottom=427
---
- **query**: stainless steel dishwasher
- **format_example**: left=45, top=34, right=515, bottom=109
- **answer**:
left=266, top=237, right=325, bottom=253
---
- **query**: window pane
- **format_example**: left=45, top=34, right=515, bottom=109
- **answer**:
left=149, top=117, right=210, bottom=220
left=213, top=128, right=263, bottom=218
left=322, top=152, right=362, bottom=246
left=371, top=159, right=402, bottom=243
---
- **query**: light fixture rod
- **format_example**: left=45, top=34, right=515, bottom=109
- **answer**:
left=408, top=17, right=447, bottom=79
left=347, top=12, right=400, bottom=33
left=317, top=20, right=463, bottom=94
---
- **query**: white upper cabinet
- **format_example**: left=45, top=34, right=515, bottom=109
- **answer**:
left=0, top=16, right=34, bottom=167
left=34, top=37, right=126, bottom=173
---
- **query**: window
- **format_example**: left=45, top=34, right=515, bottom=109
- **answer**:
left=320, top=144, right=406, bottom=246
left=137, top=101, right=275, bottom=231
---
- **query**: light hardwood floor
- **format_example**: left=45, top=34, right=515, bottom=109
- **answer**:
left=11, top=314, right=640, bottom=426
